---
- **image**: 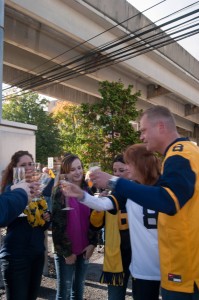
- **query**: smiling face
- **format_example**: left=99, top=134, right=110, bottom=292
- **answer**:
left=16, top=155, right=34, bottom=174
left=66, top=158, right=83, bottom=186
left=113, top=161, right=130, bottom=179
left=126, top=162, right=144, bottom=183
left=140, top=114, right=161, bottom=152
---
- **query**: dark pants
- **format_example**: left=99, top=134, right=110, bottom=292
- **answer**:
left=1, top=253, right=44, bottom=300
left=132, top=277, right=160, bottom=300
left=161, top=285, right=199, bottom=300
left=107, top=269, right=130, bottom=300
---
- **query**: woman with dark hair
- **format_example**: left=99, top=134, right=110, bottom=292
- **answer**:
left=89, top=154, right=131, bottom=300
left=62, top=144, right=161, bottom=300
left=0, top=150, right=51, bottom=300
left=51, top=153, right=97, bottom=300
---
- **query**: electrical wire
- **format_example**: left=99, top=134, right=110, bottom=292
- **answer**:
left=3, top=1, right=199, bottom=101
left=3, top=0, right=166, bottom=91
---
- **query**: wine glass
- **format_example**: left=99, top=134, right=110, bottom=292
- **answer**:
left=88, top=162, right=101, bottom=195
left=30, top=162, right=41, bottom=181
left=13, top=167, right=26, bottom=184
left=13, top=167, right=26, bottom=217
left=59, top=174, right=74, bottom=210
left=30, top=162, right=50, bottom=201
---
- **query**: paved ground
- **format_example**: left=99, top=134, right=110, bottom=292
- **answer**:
left=0, top=231, right=132, bottom=300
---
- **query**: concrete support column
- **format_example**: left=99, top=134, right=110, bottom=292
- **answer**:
left=0, top=0, right=4, bottom=120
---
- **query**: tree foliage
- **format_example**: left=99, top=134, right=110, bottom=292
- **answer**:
left=2, top=92, right=62, bottom=164
left=52, top=81, right=141, bottom=172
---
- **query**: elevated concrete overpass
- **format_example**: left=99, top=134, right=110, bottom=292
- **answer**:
left=3, top=0, right=199, bottom=143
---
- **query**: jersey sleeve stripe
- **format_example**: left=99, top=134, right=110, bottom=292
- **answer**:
left=108, top=194, right=119, bottom=211
left=162, top=187, right=180, bottom=211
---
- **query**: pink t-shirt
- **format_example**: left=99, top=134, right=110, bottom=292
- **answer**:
left=66, top=197, right=91, bottom=255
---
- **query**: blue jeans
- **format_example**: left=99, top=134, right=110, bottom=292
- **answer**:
left=107, top=269, right=130, bottom=300
left=44, top=196, right=52, bottom=212
left=162, top=287, right=199, bottom=300
left=0, top=253, right=44, bottom=300
left=54, top=253, right=89, bottom=300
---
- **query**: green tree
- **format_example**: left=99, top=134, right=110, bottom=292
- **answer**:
left=2, top=92, right=62, bottom=164
left=52, top=81, right=141, bottom=172
left=52, top=101, right=80, bottom=155
left=78, top=81, right=141, bottom=171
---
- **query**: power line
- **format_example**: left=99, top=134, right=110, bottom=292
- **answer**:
left=3, top=0, right=166, bottom=91
left=3, top=2, right=199, bottom=100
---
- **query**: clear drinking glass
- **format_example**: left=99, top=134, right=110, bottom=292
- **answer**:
left=27, top=162, right=42, bottom=201
left=59, top=174, right=73, bottom=210
left=13, top=167, right=26, bottom=217
left=31, top=162, right=41, bottom=181
left=88, top=162, right=101, bottom=194
left=89, top=162, right=101, bottom=173
left=13, top=167, right=26, bottom=184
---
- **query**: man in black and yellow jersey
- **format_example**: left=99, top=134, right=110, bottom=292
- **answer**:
left=90, top=106, right=199, bottom=300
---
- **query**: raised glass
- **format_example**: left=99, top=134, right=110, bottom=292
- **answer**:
left=59, top=174, right=73, bottom=210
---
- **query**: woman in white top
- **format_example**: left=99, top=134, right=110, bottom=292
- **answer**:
left=63, top=144, right=161, bottom=300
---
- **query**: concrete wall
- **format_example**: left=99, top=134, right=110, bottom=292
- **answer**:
left=0, top=119, right=36, bottom=175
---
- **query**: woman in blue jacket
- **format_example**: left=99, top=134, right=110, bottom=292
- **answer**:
left=0, top=181, right=30, bottom=226
left=0, top=150, right=51, bottom=300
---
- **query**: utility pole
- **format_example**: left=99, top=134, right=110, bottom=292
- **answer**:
left=0, top=0, right=5, bottom=120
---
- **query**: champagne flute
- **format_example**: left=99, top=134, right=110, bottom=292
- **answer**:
left=59, top=174, right=74, bottom=210
left=13, top=167, right=26, bottom=184
left=88, top=162, right=101, bottom=195
left=30, top=162, right=45, bottom=201
left=31, top=162, right=41, bottom=182
left=13, top=167, right=26, bottom=217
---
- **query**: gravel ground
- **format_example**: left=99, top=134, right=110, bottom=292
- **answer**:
left=0, top=231, right=132, bottom=300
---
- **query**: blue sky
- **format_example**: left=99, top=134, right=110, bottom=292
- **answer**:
left=127, top=0, right=199, bottom=60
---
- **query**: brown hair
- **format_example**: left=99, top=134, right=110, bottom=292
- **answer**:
left=1, top=150, right=33, bottom=192
left=60, top=153, right=88, bottom=189
left=61, top=154, right=82, bottom=174
left=124, top=144, right=161, bottom=185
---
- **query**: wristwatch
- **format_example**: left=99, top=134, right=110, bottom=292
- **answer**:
left=106, top=176, right=119, bottom=191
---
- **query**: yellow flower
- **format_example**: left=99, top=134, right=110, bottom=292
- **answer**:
left=24, top=197, right=48, bottom=227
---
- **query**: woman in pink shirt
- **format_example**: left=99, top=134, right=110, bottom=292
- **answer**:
left=51, top=153, right=97, bottom=300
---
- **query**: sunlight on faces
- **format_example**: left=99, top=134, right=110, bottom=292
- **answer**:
left=113, top=161, right=130, bottom=179
left=140, top=115, right=161, bottom=152
left=126, top=163, right=143, bottom=183
left=64, top=158, right=83, bottom=185
left=16, top=155, right=34, bottom=182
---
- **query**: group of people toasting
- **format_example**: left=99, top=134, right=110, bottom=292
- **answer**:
left=0, top=105, right=199, bottom=300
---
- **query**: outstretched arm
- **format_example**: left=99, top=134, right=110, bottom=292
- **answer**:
left=0, top=188, right=28, bottom=226
left=62, top=182, right=114, bottom=211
